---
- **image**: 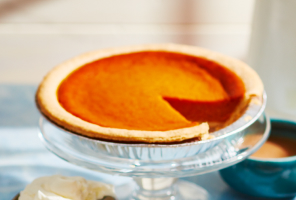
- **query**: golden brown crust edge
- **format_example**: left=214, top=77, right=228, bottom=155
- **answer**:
left=36, top=43, right=264, bottom=143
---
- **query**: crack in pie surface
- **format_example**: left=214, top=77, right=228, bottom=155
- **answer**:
left=36, top=44, right=264, bottom=143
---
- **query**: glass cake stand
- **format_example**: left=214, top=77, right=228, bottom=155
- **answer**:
left=38, top=94, right=270, bottom=200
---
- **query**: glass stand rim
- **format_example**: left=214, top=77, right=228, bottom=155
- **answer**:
left=39, top=114, right=270, bottom=178
left=39, top=114, right=270, bottom=199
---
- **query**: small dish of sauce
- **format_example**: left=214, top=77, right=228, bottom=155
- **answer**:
left=251, top=135, right=296, bottom=159
left=219, top=119, right=296, bottom=199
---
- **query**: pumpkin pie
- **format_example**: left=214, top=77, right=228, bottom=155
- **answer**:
left=36, top=44, right=264, bottom=143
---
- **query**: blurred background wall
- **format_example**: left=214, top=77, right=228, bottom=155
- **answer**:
left=248, top=0, right=296, bottom=120
left=0, top=0, right=254, bottom=84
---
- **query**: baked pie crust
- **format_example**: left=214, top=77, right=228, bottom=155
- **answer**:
left=36, top=44, right=263, bottom=143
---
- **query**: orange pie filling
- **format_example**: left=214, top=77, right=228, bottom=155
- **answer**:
left=57, top=51, right=246, bottom=132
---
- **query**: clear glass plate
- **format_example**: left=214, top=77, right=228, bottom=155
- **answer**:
left=38, top=92, right=268, bottom=200
left=39, top=113, right=269, bottom=178
left=38, top=113, right=270, bottom=200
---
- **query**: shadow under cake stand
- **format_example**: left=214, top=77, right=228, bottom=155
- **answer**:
left=38, top=95, right=269, bottom=200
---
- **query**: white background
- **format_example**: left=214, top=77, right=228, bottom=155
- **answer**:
left=0, top=0, right=254, bottom=84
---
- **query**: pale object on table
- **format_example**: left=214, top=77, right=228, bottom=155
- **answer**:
left=18, top=175, right=116, bottom=200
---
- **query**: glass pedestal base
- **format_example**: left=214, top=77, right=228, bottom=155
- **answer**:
left=132, top=178, right=208, bottom=200
left=115, top=178, right=209, bottom=200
